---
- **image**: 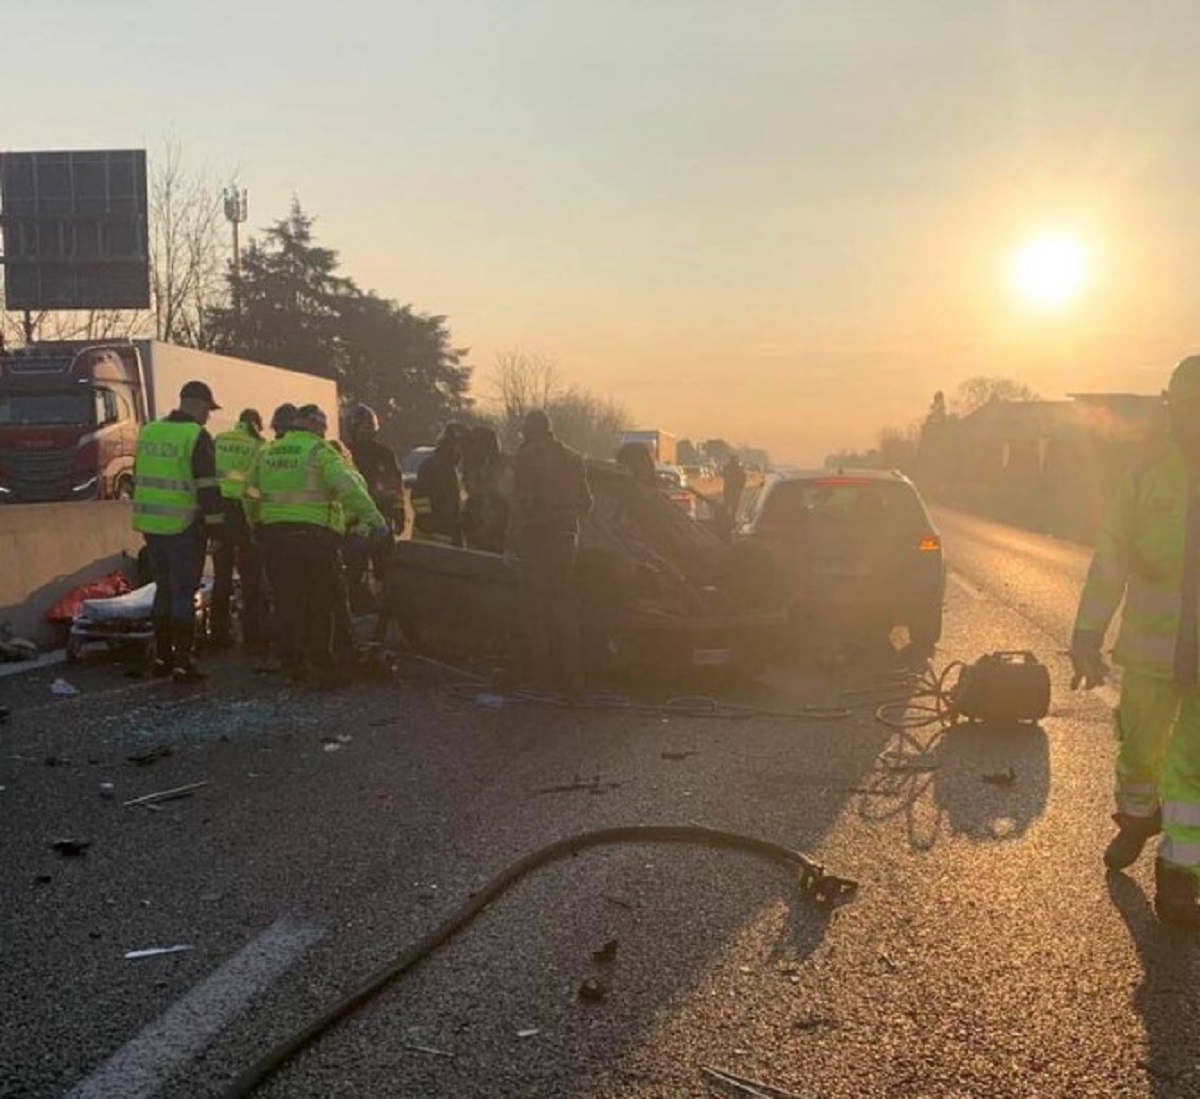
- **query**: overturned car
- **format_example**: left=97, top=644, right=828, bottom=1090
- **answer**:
left=383, top=460, right=784, bottom=685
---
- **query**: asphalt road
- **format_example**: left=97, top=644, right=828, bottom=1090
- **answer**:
left=2, top=507, right=1198, bottom=1098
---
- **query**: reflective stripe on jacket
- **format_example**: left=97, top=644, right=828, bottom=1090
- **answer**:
left=132, top=419, right=203, bottom=534
left=1074, top=442, right=1198, bottom=679
left=246, top=431, right=385, bottom=531
left=214, top=422, right=263, bottom=501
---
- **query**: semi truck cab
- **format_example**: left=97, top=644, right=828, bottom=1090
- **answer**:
left=0, top=342, right=145, bottom=503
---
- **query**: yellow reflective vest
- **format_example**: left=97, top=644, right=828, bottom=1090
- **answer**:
left=132, top=419, right=205, bottom=535
left=246, top=431, right=385, bottom=532
left=1074, top=442, right=1199, bottom=679
left=214, top=422, right=263, bottom=501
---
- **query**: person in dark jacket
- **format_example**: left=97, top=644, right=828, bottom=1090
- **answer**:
left=411, top=422, right=466, bottom=546
left=616, top=441, right=657, bottom=487
left=511, top=408, right=593, bottom=695
left=462, top=425, right=511, bottom=553
left=344, top=403, right=402, bottom=608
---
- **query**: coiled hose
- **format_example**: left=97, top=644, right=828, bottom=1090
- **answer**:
left=221, top=824, right=857, bottom=1098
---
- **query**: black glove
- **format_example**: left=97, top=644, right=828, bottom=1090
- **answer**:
left=1069, top=629, right=1107, bottom=690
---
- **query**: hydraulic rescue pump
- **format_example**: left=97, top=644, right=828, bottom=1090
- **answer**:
left=950, top=650, right=1051, bottom=725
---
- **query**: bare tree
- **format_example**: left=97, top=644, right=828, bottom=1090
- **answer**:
left=1, top=139, right=230, bottom=348
left=953, top=375, right=1039, bottom=415
left=485, top=348, right=631, bottom=456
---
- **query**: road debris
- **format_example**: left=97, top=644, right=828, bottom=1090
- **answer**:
left=51, top=838, right=92, bottom=857
left=44, top=754, right=71, bottom=767
left=661, top=749, right=699, bottom=760
left=591, top=938, right=619, bottom=964
left=982, top=767, right=1017, bottom=786
left=99, top=782, right=116, bottom=800
left=406, top=1044, right=453, bottom=1058
left=127, top=745, right=173, bottom=766
left=577, top=978, right=607, bottom=1002
left=122, top=781, right=209, bottom=808
left=600, top=893, right=635, bottom=910
left=516, top=1028, right=540, bottom=1039
left=474, top=692, right=506, bottom=710
left=50, top=677, right=79, bottom=697
left=700, top=1064, right=804, bottom=1099
left=321, top=734, right=354, bottom=753
left=535, top=773, right=620, bottom=796
left=123, top=945, right=195, bottom=960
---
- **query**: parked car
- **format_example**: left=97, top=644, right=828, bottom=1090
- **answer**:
left=736, top=468, right=944, bottom=651
left=400, top=445, right=435, bottom=489
left=656, top=463, right=696, bottom=518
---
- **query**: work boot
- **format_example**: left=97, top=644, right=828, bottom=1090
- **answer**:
left=151, top=619, right=174, bottom=678
left=1104, top=809, right=1162, bottom=871
left=1154, top=858, right=1200, bottom=929
left=171, top=618, right=207, bottom=684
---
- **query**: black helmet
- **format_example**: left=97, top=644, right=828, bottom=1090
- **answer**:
left=351, top=403, right=379, bottom=433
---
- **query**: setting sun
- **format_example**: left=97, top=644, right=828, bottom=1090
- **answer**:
left=1010, top=233, right=1090, bottom=310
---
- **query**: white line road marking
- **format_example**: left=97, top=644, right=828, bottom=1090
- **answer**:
left=67, top=914, right=324, bottom=1099
left=946, top=570, right=986, bottom=600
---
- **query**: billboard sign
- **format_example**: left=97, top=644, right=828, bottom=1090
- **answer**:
left=0, top=148, right=150, bottom=311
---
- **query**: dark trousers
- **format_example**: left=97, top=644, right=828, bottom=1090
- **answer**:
left=211, top=501, right=265, bottom=645
left=519, top=531, right=583, bottom=693
left=145, top=524, right=206, bottom=622
left=261, top=524, right=338, bottom=674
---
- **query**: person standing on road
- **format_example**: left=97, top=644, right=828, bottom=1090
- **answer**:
left=210, top=408, right=266, bottom=651
left=616, top=440, right=657, bottom=488
left=246, top=405, right=387, bottom=688
left=344, top=403, right=402, bottom=609
left=722, top=454, right=747, bottom=518
left=462, top=425, right=511, bottom=553
left=132, top=380, right=225, bottom=682
left=411, top=422, right=466, bottom=546
left=510, top=408, right=593, bottom=696
left=1070, top=354, right=1200, bottom=928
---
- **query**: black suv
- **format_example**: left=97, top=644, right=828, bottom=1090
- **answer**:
left=737, top=468, right=945, bottom=651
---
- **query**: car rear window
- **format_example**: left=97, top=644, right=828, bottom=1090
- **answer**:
left=759, top=478, right=928, bottom=528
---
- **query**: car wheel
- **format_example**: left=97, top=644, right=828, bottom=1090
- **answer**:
left=907, top=604, right=943, bottom=653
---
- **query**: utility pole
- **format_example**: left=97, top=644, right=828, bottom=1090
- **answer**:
left=223, top=187, right=248, bottom=316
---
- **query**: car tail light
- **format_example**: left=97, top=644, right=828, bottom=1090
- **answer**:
left=918, top=535, right=941, bottom=552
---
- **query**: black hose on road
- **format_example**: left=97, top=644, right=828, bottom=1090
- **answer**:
left=221, top=823, right=857, bottom=1098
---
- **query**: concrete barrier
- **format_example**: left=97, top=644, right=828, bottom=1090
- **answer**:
left=0, top=502, right=141, bottom=647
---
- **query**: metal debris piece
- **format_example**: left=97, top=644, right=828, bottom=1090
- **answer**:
left=701, top=1064, right=804, bottom=1099
left=127, top=745, right=173, bottom=766
left=122, top=781, right=209, bottom=808
left=50, top=678, right=79, bottom=697
left=51, top=838, right=91, bottom=857
left=591, top=938, right=619, bottom=964
left=406, top=1044, right=452, bottom=1058
left=516, top=1028, right=539, bottom=1039
left=124, top=945, right=195, bottom=960
left=578, top=978, right=607, bottom=1002
left=99, top=782, right=116, bottom=799
left=982, top=767, right=1017, bottom=787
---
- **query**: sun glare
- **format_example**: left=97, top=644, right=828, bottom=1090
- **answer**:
left=1011, top=233, right=1089, bottom=309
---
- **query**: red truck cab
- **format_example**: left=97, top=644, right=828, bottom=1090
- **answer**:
left=0, top=342, right=145, bottom=503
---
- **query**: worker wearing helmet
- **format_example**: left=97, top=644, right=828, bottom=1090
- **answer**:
left=211, top=408, right=266, bottom=650
left=345, top=402, right=402, bottom=610
left=246, top=404, right=387, bottom=687
left=1071, top=354, right=1200, bottom=927
left=411, top=421, right=467, bottom=547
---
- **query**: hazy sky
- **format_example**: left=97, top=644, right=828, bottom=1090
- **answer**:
left=7, top=1, right=1200, bottom=463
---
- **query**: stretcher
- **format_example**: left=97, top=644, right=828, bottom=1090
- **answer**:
left=66, top=580, right=212, bottom=663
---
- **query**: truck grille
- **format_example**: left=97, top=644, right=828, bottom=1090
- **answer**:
left=0, top=447, right=77, bottom=501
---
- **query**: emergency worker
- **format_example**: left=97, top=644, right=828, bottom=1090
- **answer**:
left=511, top=408, right=593, bottom=695
left=1071, top=354, right=1200, bottom=927
left=270, top=403, right=297, bottom=440
left=132, top=380, right=224, bottom=682
left=345, top=403, right=401, bottom=608
left=246, top=405, right=387, bottom=686
left=411, top=421, right=466, bottom=546
left=615, top=441, right=657, bottom=488
left=211, top=408, right=266, bottom=649
left=462, top=425, right=511, bottom=553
